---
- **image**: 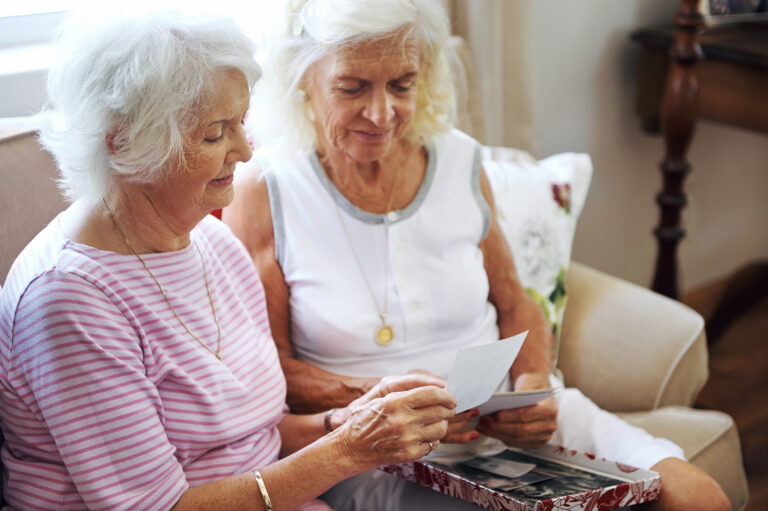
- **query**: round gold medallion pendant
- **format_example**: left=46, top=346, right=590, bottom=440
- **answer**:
left=375, top=324, right=394, bottom=346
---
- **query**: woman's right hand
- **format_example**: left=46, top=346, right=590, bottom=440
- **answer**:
left=332, top=375, right=456, bottom=470
left=403, top=370, right=480, bottom=445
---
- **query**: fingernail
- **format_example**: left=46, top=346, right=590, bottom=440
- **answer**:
left=470, top=408, right=479, bottom=418
left=470, top=431, right=479, bottom=440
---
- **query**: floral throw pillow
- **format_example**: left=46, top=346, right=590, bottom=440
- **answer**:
left=482, top=146, right=593, bottom=367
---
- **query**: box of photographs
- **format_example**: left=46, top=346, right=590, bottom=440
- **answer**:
left=380, top=444, right=661, bottom=511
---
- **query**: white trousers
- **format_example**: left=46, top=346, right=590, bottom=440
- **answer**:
left=547, top=374, right=685, bottom=471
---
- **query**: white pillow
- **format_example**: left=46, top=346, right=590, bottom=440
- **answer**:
left=483, top=146, right=592, bottom=365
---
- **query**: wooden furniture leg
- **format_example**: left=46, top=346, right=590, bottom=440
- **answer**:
left=652, top=0, right=704, bottom=299
left=706, top=261, right=768, bottom=345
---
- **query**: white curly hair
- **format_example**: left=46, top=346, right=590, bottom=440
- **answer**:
left=251, top=0, right=456, bottom=155
left=40, top=8, right=261, bottom=203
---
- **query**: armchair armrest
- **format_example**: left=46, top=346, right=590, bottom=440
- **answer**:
left=557, top=262, right=708, bottom=412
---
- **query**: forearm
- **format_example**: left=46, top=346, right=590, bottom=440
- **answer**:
left=281, top=356, right=379, bottom=413
left=477, top=168, right=553, bottom=386
left=172, top=433, right=358, bottom=511
left=277, top=412, right=330, bottom=457
left=499, top=295, right=554, bottom=383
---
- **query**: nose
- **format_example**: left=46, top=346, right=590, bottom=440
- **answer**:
left=229, top=123, right=253, bottom=164
left=363, top=88, right=394, bottom=127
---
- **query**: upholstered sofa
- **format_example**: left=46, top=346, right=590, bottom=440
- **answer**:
left=0, top=113, right=750, bottom=509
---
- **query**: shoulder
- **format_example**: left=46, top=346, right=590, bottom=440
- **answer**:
left=223, top=163, right=273, bottom=259
left=430, top=128, right=481, bottom=175
left=426, top=128, right=482, bottom=182
left=2, top=216, right=73, bottom=330
left=431, top=128, right=480, bottom=153
left=224, top=145, right=308, bottom=259
left=14, top=266, right=120, bottom=321
left=196, top=213, right=236, bottom=240
left=4, top=265, right=141, bottom=374
left=195, top=215, right=255, bottom=262
left=195, top=215, right=262, bottom=280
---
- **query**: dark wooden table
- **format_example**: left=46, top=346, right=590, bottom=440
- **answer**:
left=631, top=2, right=768, bottom=343
left=633, top=20, right=768, bottom=135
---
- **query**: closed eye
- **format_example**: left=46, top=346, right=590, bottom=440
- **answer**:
left=338, top=85, right=364, bottom=95
left=391, top=75, right=416, bottom=93
left=335, top=78, right=367, bottom=96
left=391, top=83, right=412, bottom=93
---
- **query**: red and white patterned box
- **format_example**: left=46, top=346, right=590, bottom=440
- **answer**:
left=380, top=444, right=661, bottom=511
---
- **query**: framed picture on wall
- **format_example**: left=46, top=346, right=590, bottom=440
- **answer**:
left=701, top=0, right=768, bottom=23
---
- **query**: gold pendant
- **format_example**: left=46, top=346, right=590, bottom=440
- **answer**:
left=375, top=324, right=394, bottom=346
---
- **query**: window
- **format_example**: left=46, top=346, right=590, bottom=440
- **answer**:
left=0, top=3, right=75, bottom=47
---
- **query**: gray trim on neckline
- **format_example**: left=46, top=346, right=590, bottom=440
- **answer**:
left=263, top=167, right=286, bottom=269
left=309, top=143, right=437, bottom=225
left=471, top=144, right=491, bottom=240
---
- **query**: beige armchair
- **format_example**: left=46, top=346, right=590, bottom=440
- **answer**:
left=561, top=263, right=748, bottom=509
left=0, top=113, right=749, bottom=509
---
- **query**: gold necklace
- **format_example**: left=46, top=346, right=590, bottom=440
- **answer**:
left=102, top=199, right=223, bottom=360
left=319, top=164, right=400, bottom=346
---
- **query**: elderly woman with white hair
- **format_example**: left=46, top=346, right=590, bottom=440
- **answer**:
left=0, top=8, right=460, bottom=511
left=224, top=1, right=732, bottom=510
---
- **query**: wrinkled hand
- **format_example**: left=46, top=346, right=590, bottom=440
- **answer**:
left=344, top=373, right=446, bottom=411
left=405, top=370, right=478, bottom=444
left=475, top=372, right=557, bottom=448
left=334, top=375, right=456, bottom=470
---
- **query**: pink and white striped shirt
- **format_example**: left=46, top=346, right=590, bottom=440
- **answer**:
left=0, top=215, right=288, bottom=510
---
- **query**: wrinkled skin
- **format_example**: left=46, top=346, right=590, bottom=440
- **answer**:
left=333, top=374, right=456, bottom=469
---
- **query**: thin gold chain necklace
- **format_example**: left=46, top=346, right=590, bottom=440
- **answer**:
left=102, top=199, right=223, bottom=360
left=319, top=164, right=400, bottom=346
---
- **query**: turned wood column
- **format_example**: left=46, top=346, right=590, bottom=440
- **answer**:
left=652, top=0, right=704, bottom=299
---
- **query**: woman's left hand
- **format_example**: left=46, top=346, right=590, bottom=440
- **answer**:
left=475, top=372, right=558, bottom=448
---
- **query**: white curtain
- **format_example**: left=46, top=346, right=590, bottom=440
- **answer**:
left=448, top=0, right=535, bottom=152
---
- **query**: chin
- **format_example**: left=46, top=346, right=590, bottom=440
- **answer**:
left=346, top=146, right=393, bottom=164
left=206, top=186, right=235, bottom=211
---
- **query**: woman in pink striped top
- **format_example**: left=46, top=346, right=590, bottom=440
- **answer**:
left=0, top=8, right=457, bottom=511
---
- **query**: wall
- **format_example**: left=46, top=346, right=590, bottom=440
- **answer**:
left=3, top=1, right=767, bottom=290
left=454, top=0, right=768, bottom=291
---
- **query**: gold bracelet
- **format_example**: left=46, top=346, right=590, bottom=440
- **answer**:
left=324, top=408, right=337, bottom=433
left=253, top=470, right=273, bottom=511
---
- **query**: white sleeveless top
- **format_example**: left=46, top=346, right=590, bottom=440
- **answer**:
left=260, top=129, right=499, bottom=378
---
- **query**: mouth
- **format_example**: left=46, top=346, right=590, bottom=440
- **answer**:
left=353, top=129, right=391, bottom=141
left=210, top=174, right=234, bottom=186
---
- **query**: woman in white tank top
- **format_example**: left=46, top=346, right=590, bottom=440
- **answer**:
left=224, top=1, right=730, bottom=510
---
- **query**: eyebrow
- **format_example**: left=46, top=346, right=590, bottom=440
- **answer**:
left=335, top=71, right=419, bottom=82
left=207, top=106, right=249, bottom=127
